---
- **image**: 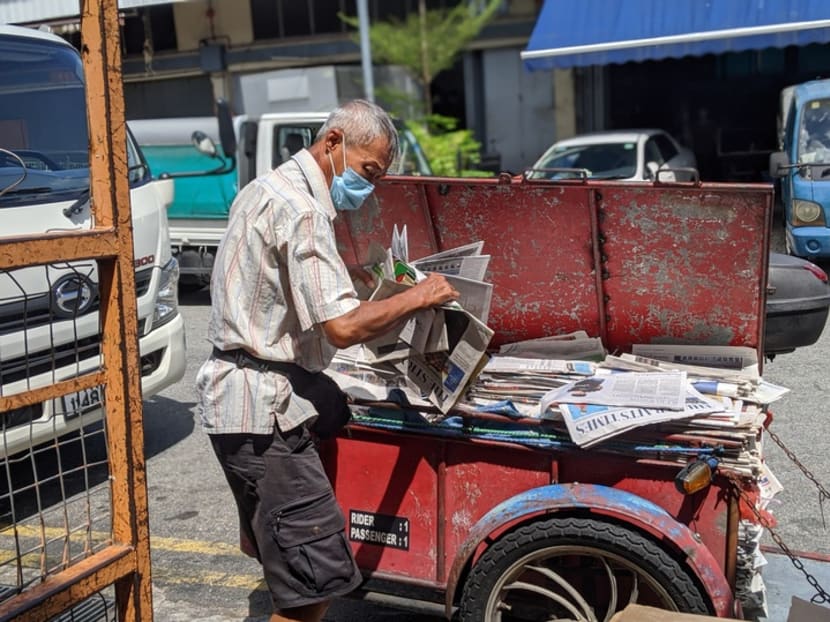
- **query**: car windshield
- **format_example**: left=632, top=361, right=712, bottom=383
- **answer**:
left=530, top=142, right=638, bottom=180
left=0, top=35, right=90, bottom=207
left=798, top=99, right=830, bottom=174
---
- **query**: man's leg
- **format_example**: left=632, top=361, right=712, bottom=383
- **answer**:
left=255, top=423, right=362, bottom=614
left=270, top=601, right=330, bottom=622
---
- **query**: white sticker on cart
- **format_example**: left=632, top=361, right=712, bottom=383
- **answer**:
left=349, top=510, right=410, bottom=550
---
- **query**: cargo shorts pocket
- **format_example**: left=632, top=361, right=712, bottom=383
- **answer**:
left=270, top=491, right=356, bottom=597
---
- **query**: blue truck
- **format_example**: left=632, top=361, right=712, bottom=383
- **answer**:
left=770, top=78, right=830, bottom=258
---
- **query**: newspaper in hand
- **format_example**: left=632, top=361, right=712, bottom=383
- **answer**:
left=392, top=308, right=494, bottom=413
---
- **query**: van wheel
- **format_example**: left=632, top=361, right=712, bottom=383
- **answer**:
left=457, top=517, right=710, bottom=622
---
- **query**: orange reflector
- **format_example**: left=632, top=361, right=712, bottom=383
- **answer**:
left=675, top=457, right=719, bottom=495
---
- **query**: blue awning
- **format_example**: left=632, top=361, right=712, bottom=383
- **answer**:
left=522, top=0, right=830, bottom=70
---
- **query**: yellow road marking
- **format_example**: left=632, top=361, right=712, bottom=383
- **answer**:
left=152, top=567, right=266, bottom=591
left=0, top=524, right=268, bottom=591
left=2, top=524, right=240, bottom=556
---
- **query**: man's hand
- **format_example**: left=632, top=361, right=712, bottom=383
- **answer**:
left=347, top=265, right=376, bottom=289
left=322, top=272, right=459, bottom=349
left=411, top=272, right=459, bottom=308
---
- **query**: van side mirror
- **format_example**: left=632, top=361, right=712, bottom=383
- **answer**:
left=191, top=131, right=218, bottom=157
left=216, top=98, right=237, bottom=159
left=769, top=151, right=789, bottom=178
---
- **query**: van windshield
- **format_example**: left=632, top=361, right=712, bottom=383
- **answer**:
left=0, top=34, right=90, bottom=207
left=798, top=98, right=830, bottom=166
left=530, top=142, right=638, bottom=180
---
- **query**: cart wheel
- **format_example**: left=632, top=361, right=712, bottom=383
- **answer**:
left=457, top=516, right=710, bottom=622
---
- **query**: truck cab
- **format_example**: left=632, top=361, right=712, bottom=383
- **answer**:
left=0, top=25, right=186, bottom=457
left=771, top=78, right=830, bottom=258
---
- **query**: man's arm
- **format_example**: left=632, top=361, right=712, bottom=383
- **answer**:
left=322, top=272, right=458, bottom=349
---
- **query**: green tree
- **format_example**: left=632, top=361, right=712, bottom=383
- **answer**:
left=341, top=0, right=501, bottom=116
left=341, top=0, right=501, bottom=176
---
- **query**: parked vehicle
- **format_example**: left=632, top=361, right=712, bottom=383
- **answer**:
left=766, top=251, right=830, bottom=355
left=0, top=25, right=186, bottom=457
left=527, top=129, right=697, bottom=182
left=319, top=173, right=823, bottom=619
left=770, top=79, right=830, bottom=258
left=128, top=112, right=431, bottom=290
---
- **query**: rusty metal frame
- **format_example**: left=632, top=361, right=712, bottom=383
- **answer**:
left=0, top=0, right=153, bottom=619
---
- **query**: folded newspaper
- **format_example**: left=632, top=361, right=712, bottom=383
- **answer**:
left=332, top=226, right=494, bottom=414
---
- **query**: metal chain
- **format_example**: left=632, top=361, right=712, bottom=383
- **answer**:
left=732, top=481, right=830, bottom=605
left=766, top=427, right=830, bottom=528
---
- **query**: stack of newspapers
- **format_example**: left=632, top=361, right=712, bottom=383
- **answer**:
left=465, top=342, right=787, bottom=479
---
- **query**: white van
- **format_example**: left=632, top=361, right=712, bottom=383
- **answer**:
left=0, top=25, right=186, bottom=457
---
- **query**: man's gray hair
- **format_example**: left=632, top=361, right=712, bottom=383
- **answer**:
left=316, top=99, right=399, bottom=165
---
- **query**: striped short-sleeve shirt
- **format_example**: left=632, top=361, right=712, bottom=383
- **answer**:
left=196, top=149, right=360, bottom=434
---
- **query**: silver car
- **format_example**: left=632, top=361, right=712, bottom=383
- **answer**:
left=527, top=129, right=698, bottom=182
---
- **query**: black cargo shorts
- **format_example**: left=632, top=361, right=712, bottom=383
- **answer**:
left=210, top=423, right=362, bottom=610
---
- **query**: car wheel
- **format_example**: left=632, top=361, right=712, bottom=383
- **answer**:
left=457, top=517, right=710, bottom=622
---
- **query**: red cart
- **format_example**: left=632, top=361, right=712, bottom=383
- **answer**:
left=324, top=174, right=774, bottom=620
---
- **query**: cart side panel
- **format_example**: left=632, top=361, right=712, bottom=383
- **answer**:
left=556, top=453, right=730, bottom=572
left=443, top=442, right=553, bottom=566
left=339, top=176, right=770, bottom=354
left=599, top=184, right=771, bottom=351
left=322, top=429, right=554, bottom=584
left=320, top=432, right=441, bottom=579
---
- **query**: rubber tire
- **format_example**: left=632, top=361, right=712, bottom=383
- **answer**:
left=457, top=516, right=711, bottom=621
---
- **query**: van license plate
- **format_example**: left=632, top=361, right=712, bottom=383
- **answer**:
left=61, top=386, right=103, bottom=419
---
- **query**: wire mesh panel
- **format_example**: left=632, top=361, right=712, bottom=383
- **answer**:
left=0, top=0, right=154, bottom=619
left=0, top=260, right=116, bottom=615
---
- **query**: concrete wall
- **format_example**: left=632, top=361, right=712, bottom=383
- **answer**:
left=478, top=47, right=566, bottom=174
left=173, top=0, right=253, bottom=50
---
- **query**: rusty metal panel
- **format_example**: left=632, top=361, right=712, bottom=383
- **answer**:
left=340, top=181, right=439, bottom=264
left=598, top=183, right=771, bottom=352
left=342, top=176, right=602, bottom=347
left=346, top=176, right=771, bottom=356
left=323, top=432, right=442, bottom=580
left=424, top=179, right=601, bottom=346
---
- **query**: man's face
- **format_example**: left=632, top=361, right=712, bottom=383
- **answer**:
left=342, top=133, right=393, bottom=183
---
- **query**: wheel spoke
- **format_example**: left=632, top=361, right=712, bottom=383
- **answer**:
left=601, top=558, right=618, bottom=622
left=627, top=572, right=640, bottom=606
left=503, top=581, right=594, bottom=621
left=525, top=564, right=596, bottom=620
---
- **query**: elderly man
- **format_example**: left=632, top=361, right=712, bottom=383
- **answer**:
left=196, top=100, right=457, bottom=622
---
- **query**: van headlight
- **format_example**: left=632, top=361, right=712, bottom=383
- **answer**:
left=152, top=258, right=180, bottom=330
left=792, top=199, right=825, bottom=226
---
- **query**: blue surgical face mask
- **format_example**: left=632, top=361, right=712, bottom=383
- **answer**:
left=328, top=137, right=375, bottom=211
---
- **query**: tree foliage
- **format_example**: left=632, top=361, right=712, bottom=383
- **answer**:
left=340, top=0, right=501, bottom=115
left=340, top=1, right=501, bottom=177
left=406, top=115, right=490, bottom=177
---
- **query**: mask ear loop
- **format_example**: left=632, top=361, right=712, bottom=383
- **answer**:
left=327, top=150, right=337, bottom=179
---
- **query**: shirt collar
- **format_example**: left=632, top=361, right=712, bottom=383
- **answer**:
left=292, top=149, right=336, bottom=220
